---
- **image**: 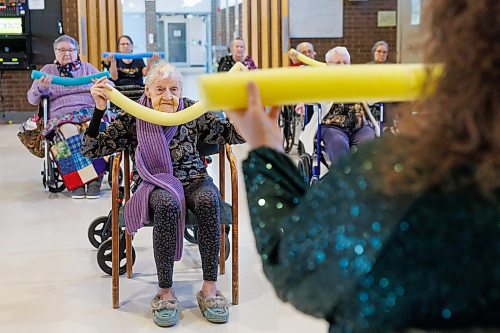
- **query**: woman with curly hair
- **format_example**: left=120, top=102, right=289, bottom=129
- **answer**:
left=226, top=0, right=500, bottom=332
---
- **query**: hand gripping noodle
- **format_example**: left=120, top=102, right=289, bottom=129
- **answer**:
left=31, top=70, right=111, bottom=86
left=289, top=48, right=327, bottom=67
left=197, top=64, right=444, bottom=110
left=106, top=62, right=248, bottom=126
left=102, top=52, right=165, bottom=59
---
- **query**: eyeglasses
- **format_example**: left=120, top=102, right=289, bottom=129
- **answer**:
left=55, top=48, right=76, bottom=54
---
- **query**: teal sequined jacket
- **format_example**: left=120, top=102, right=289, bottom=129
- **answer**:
left=242, top=142, right=499, bottom=333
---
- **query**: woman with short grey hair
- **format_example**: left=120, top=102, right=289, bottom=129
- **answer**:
left=27, top=34, right=106, bottom=199
left=370, top=40, right=389, bottom=64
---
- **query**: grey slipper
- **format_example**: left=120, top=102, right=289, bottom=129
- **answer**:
left=151, top=294, right=180, bottom=327
left=196, top=290, right=229, bottom=323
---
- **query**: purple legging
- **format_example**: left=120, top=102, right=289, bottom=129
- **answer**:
left=321, top=124, right=375, bottom=164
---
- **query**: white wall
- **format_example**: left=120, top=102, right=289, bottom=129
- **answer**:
left=122, top=0, right=210, bottom=14
left=122, top=13, right=147, bottom=53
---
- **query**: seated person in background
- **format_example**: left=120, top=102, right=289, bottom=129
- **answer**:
left=288, top=41, right=317, bottom=66
left=225, top=2, right=499, bottom=332
left=367, top=40, right=397, bottom=131
left=369, top=40, right=389, bottom=64
left=296, top=46, right=375, bottom=164
left=83, top=62, right=244, bottom=327
left=104, top=35, right=160, bottom=86
left=27, top=34, right=108, bottom=199
left=217, top=37, right=257, bottom=72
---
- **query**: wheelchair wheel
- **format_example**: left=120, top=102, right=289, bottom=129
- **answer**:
left=298, top=154, right=312, bottom=184
left=223, top=232, right=230, bottom=261
left=88, top=216, right=110, bottom=249
left=97, top=236, right=136, bottom=276
left=279, top=106, right=296, bottom=153
left=184, top=225, right=199, bottom=245
left=42, top=160, right=66, bottom=193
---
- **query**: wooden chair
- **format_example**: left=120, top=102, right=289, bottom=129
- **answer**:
left=109, top=145, right=239, bottom=309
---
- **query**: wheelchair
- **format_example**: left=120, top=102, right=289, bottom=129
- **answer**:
left=39, top=96, right=122, bottom=193
left=278, top=105, right=298, bottom=153
left=297, top=102, right=384, bottom=184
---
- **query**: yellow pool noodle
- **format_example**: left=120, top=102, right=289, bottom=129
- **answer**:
left=198, top=64, right=443, bottom=110
left=289, top=48, right=327, bottom=67
left=107, top=87, right=207, bottom=125
left=106, top=61, right=247, bottom=126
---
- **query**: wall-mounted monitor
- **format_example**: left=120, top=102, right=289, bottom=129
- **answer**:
left=0, top=17, right=23, bottom=34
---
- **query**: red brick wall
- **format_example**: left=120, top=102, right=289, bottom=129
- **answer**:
left=291, top=0, right=398, bottom=64
left=0, top=70, right=36, bottom=113
left=0, top=0, right=79, bottom=113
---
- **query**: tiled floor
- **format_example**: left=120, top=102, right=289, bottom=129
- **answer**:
left=0, top=124, right=326, bottom=333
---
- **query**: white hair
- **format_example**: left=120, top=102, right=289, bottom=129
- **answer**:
left=296, top=42, right=315, bottom=52
left=145, top=61, right=183, bottom=89
left=325, top=46, right=351, bottom=63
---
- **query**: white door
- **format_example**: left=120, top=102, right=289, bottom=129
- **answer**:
left=397, top=0, right=430, bottom=63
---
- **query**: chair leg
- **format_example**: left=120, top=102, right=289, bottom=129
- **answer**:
left=219, top=225, right=226, bottom=275
left=232, top=210, right=239, bottom=305
left=126, top=232, right=133, bottom=278
left=111, top=153, right=122, bottom=309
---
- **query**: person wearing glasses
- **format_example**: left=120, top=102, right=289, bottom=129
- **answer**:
left=367, top=41, right=397, bottom=132
left=27, top=35, right=111, bottom=199
left=369, top=40, right=390, bottom=64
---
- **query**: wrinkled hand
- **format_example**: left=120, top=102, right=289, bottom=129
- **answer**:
left=226, top=82, right=284, bottom=152
left=38, top=75, right=52, bottom=89
left=288, top=49, right=300, bottom=65
left=105, top=53, right=116, bottom=63
left=91, top=76, right=111, bottom=110
left=294, top=103, right=305, bottom=116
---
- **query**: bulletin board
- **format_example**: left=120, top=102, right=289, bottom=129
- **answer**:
left=289, top=0, right=343, bottom=38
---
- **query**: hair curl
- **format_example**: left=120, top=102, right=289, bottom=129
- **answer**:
left=381, top=0, right=500, bottom=196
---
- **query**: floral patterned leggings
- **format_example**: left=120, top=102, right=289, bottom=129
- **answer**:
left=149, top=177, right=221, bottom=289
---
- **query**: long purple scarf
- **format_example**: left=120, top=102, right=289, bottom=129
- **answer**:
left=124, top=95, right=186, bottom=261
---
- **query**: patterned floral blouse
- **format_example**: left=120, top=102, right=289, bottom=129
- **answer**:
left=82, top=97, right=245, bottom=185
left=322, top=103, right=367, bottom=131
left=242, top=139, right=500, bottom=333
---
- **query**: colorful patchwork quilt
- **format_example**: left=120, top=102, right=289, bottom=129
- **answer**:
left=50, top=124, right=106, bottom=191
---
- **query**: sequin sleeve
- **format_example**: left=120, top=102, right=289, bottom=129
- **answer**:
left=243, top=144, right=500, bottom=331
left=242, top=146, right=408, bottom=320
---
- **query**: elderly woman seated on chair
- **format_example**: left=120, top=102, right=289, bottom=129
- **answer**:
left=82, top=62, right=244, bottom=327
left=296, top=46, right=377, bottom=165
left=27, top=34, right=113, bottom=199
